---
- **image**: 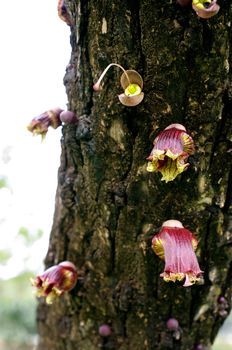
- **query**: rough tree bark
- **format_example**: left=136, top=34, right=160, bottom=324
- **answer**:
left=37, top=1, right=232, bottom=349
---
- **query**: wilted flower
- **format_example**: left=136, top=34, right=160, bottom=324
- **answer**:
left=152, top=219, right=203, bottom=287
left=31, top=261, right=78, bottom=304
left=147, top=123, right=195, bottom=182
left=57, top=0, right=73, bottom=25
left=192, top=0, right=220, bottom=19
left=93, top=63, right=144, bottom=107
left=27, top=107, right=63, bottom=139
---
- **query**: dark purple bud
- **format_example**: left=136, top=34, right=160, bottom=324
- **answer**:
left=218, top=296, right=227, bottom=304
left=166, top=318, right=179, bottom=331
left=98, top=324, right=112, bottom=337
left=60, top=111, right=78, bottom=124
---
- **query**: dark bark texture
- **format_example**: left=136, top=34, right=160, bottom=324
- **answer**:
left=37, top=1, right=232, bottom=349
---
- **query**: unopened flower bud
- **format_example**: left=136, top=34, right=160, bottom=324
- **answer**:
left=98, top=324, right=112, bottom=337
left=60, top=110, right=78, bottom=124
left=166, top=318, right=179, bottom=331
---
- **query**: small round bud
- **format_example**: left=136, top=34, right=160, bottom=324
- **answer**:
left=98, top=324, right=112, bottom=337
left=195, top=344, right=204, bottom=350
left=218, top=296, right=226, bottom=304
left=166, top=318, right=179, bottom=331
left=60, top=111, right=77, bottom=124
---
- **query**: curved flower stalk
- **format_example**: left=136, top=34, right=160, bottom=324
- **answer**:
left=31, top=261, right=78, bottom=304
left=93, top=63, right=144, bottom=107
left=27, top=108, right=63, bottom=139
left=152, top=220, right=203, bottom=287
left=147, top=123, right=195, bottom=182
left=192, top=0, right=220, bottom=19
left=57, top=0, right=73, bottom=25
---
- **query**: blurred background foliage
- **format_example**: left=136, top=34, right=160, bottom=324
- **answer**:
left=0, top=272, right=37, bottom=350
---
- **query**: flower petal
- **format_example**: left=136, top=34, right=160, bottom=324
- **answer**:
left=118, top=92, right=144, bottom=106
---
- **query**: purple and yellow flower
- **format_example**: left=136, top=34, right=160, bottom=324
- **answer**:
left=192, top=0, right=220, bottom=19
left=27, top=107, right=63, bottom=139
left=93, top=63, right=144, bottom=107
left=152, top=220, right=203, bottom=287
left=31, top=261, right=78, bottom=304
left=147, top=123, right=195, bottom=182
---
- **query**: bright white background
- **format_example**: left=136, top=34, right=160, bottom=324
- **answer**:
left=0, top=0, right=70, bottom=278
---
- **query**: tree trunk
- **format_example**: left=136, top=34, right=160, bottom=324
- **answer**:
left=37, top=1, right=232, bottom=349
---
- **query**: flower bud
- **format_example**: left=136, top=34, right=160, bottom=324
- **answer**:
left=166, top=318, right=179, bottom=330
left=60, top=110, right=78, bottom=124
left=98, top=324, right=112, bottom=337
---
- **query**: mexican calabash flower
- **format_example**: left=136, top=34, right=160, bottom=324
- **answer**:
left=152, top=220, right=203, bottom=287
left=31, top=261, right=78, bottom=304
left=147, top=123, right=195, bottom=182
left=27, top=107, right=63, bottom=139
left=192, top=0, right=220, bottom=19
left=93, top=63, right=144, bottom=107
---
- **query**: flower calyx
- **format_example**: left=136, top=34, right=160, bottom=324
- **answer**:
left=31, top=261, right=78, bottom=304
left=192, top=0, right=220, bottom=18
left=152, top=219, right=203, bottom=287
left=27, top=107, right=63, bottom=139
left=60, top=110, right=78, bottom=124
left=93, top=63, right=144, bottom=107
left=146, top=123, right=195, bottom=182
